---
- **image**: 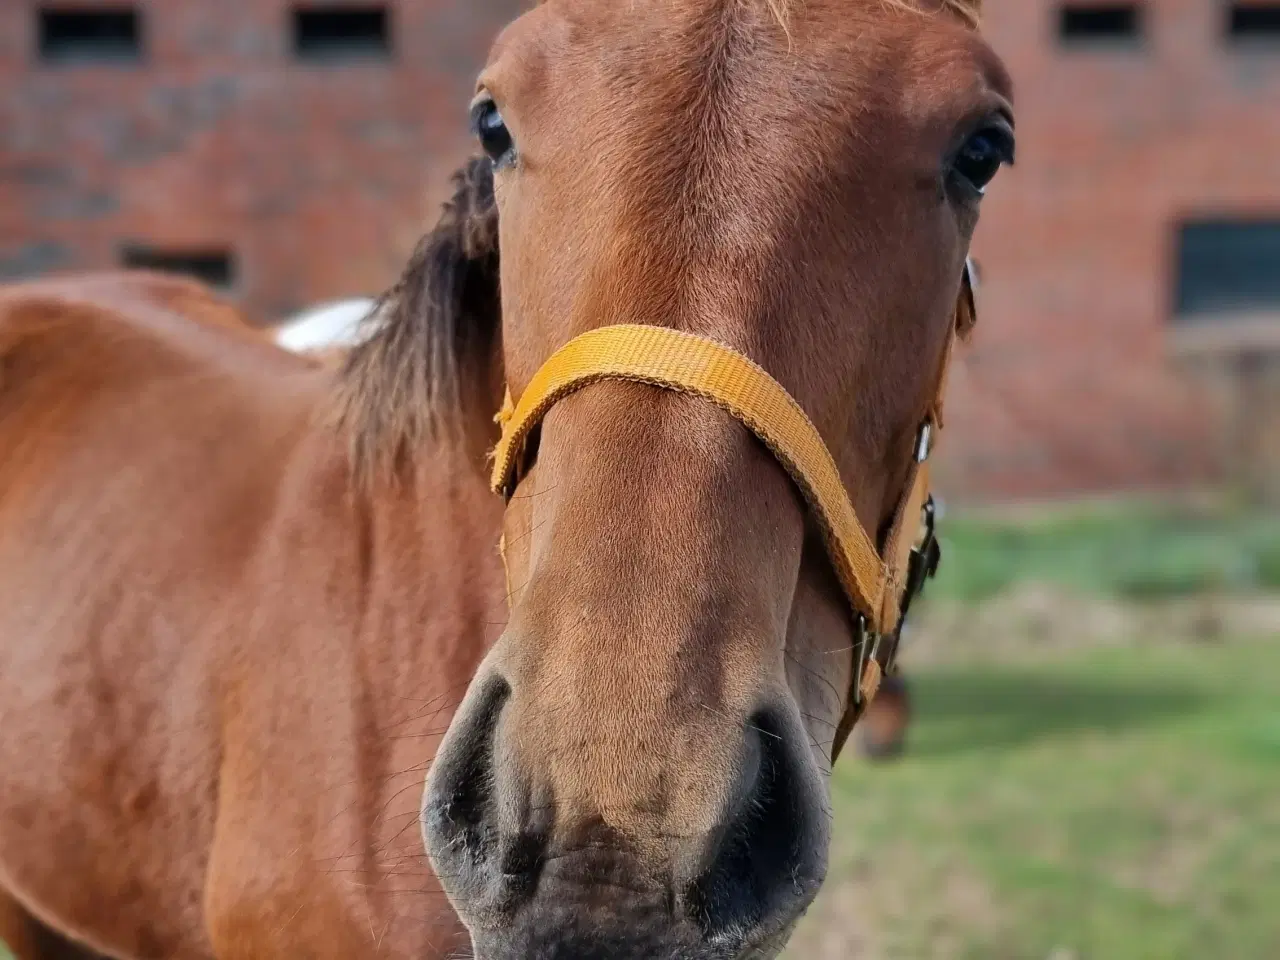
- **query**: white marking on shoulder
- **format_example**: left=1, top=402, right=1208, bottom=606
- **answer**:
left=273, top=298, right=378, bottom=353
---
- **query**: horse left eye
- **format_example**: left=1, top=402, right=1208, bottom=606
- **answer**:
left=951, top=124, right=1014, bottom=196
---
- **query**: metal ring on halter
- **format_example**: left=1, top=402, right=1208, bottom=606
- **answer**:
left=852, top=616, right=884, bottom=706
left=915, top=422, right=933, bottom=463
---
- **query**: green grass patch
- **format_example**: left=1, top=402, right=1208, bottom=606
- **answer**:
left=788, top=636, right=1280, bottom=960
left=928, top=503, right=1280, bottom=604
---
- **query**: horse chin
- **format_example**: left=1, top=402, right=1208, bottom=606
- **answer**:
left=465, top=937, right=791, bottom=960
left=463, top=909, right=801, bottom=960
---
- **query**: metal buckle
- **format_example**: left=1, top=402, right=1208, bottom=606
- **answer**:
left=852, top=614, right=881, bottom=706
left=899, top=495, right=941, bottom=626
left=855, top=495, right=938, bottom=709
left=503, top=425, right=543, bottom=500
left=964, top=257, right=980, bottom=314
left=915, top=421, right=933, bottom=463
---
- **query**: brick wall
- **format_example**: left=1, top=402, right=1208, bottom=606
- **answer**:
left=0, top=0, right=522, bottom=320
left=2, top=0, right=1277, bottom=500
left=942, top=0, right=1280, bottom=500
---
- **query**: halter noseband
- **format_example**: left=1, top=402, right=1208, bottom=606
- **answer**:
left=490, top=261, right=975, bottom=760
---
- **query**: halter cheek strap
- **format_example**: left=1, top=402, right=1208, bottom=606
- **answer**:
left=490, top=264, right=973, bottom=759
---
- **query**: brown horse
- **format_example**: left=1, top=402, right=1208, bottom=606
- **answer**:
left=0, top=0, right=1010, bottom=957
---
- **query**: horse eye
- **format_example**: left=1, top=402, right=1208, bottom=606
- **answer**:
left=470, top=97, right=515, bottom=167
left=950, top=124, right=1014, bottom=197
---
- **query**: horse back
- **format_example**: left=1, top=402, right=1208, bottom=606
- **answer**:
left=0, top=272, right=498, bottom=958
left=0, top=272, right=324, bottom=957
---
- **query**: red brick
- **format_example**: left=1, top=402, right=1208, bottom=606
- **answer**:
left=0, top=0, right=524, bottom=318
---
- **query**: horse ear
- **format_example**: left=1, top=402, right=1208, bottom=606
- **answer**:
left=338, top=159, right=501, bottom=473
left=955, top=257, right=978, bottom=339
left=450, top=156, right=500, bottom=297
left=394, top=156, right=500, bottom=355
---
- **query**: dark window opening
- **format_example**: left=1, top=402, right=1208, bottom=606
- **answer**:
left=292, top=6, right=391, bottom=61
left=121, top=246, right=236, bottom=290
left=38, top=7, right=142, bottom=64
left=1228, top=4, right=1280, bottom=42
left=1057, top=3, right=1142, bottom=47
left=1174, top=220, right=1280, bottom=322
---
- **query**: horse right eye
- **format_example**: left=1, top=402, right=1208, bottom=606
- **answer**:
left=470, top=96, right=515, bottom=168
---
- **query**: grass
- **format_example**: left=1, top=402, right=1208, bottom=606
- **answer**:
left=787, top=504, right=1280, bottom=959
left=787, top=505, right=1280, bottom=960
left=929, top=501, right=1280, bottom=604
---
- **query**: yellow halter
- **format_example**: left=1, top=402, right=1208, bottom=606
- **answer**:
left=490, top=263, right=974, bottom=757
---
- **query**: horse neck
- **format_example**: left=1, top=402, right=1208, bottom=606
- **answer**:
left=342, top=437, right=508, bottom=722
left=233, top=432, right=503, bottom=954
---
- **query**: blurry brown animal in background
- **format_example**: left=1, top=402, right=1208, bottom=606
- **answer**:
left=0, top=0, right=1009, bottom=957
left=858, top=674, right=914, bottom=760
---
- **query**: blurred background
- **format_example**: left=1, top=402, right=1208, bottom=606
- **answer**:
left=1, top=1, right=1277, bottom=958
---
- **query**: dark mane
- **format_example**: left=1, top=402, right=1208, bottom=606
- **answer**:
left=880, top=0, right=982, bottom=26
left=335, top=158, right=501, bottom=476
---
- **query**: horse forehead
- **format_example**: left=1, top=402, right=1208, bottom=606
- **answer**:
left=498, top=0, right=991, bottom=144
left=528, top=0, right=971, bottom=61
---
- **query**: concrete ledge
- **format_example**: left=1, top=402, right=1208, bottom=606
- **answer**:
left=1169, top=312, right=1280, bottom=357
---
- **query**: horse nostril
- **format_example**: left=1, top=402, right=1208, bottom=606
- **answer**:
left=421, top=674, right=509, bottom=894
left=684, top=710, right=826, bottom=944
left=497, top=830, right=545, bottom=900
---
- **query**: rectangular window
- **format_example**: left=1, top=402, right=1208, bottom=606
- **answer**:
left=291, top=5, right=391, bottom=62
left=38, top=6, right=142, bottom=64
left=1057, top=3, right=1142, bottom=47
left=1228, top=3, right=1280, bottom=42
left=1174, top=220, right=1280, bottom=321
left=121, top=246, right=237, bottom=291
